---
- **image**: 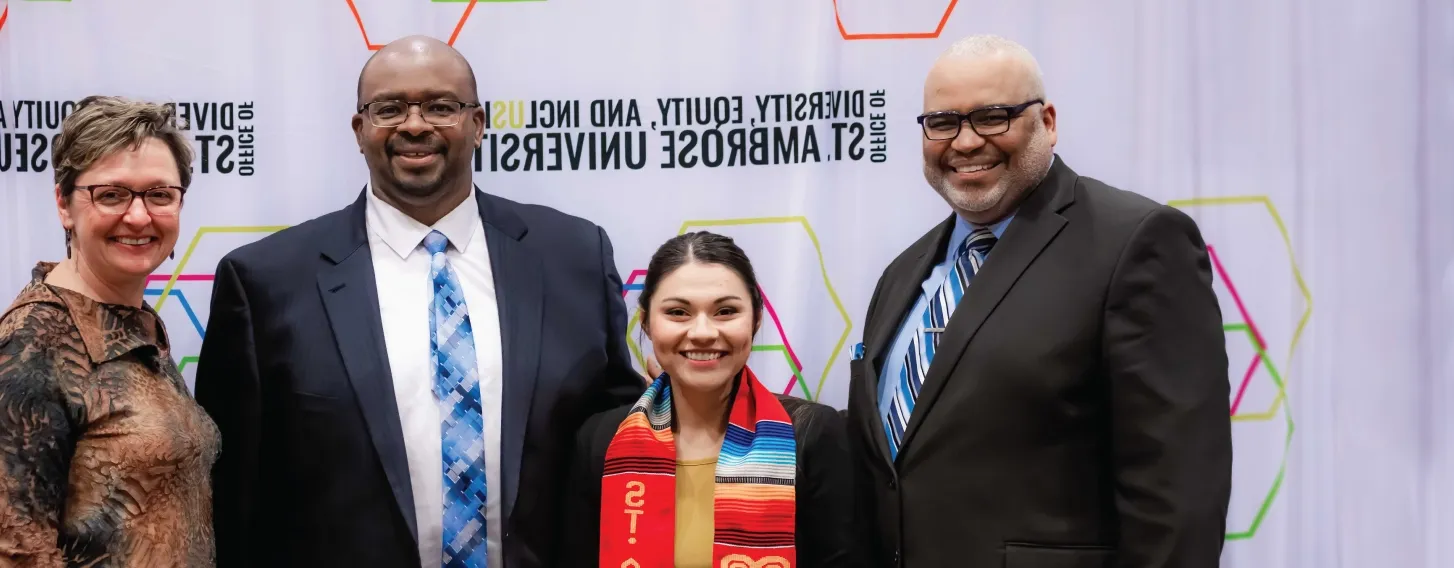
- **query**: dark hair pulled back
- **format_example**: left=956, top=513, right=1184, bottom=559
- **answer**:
left=637, top=231, right=764, bottom=331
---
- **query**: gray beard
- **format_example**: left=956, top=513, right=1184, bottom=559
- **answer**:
left=925, top=125, right=1054, bottom=217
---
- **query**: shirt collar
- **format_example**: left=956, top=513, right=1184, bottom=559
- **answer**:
left=941, top=154, right=1053, bottom=260
left=969, top=213, right=1015, bottom=239
left=365, top=184, right=480, bottom=259
left=947, top=210, right=1015, bottom=259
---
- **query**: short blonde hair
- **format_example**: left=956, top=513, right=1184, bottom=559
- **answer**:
left=52, top=95, right=194, bottom=200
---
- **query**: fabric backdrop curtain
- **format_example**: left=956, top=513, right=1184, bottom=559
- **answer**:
left=1, top=0, right=1448, bottom=565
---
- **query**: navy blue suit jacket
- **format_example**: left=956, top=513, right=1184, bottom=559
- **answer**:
left=194, top=187, right=644, bottom=567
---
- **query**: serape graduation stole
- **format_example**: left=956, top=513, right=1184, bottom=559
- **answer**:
left=599, top=366, right=797, bottom=568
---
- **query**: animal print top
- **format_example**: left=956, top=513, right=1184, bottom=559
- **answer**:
left=0, top=262, right=220, bottom=567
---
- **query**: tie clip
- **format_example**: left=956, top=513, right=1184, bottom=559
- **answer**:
left=925, top=327, right=945, bottom=333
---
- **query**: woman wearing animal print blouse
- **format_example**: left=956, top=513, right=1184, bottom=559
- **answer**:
left=0, top=96, right=219, bottom=566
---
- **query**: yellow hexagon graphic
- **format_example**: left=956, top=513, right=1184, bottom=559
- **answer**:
left=1168, top=195, right=1311, bottom=541
left=622, top=217, right=852, bottom=403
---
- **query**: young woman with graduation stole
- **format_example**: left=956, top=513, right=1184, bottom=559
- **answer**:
left=562, top=231, right=863, bottom=568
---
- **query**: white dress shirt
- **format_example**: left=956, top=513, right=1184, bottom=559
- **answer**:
left=365, top=186, right=503, bottom=568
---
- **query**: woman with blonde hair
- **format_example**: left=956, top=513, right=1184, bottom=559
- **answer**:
left=0, top=96, right=219, bottom=566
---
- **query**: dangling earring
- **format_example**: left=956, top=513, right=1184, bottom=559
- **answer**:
left=64, top=229, right=72, bottom=259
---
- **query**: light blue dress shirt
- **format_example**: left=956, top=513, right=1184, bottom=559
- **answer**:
left=876, top=212, right=1015, bottom=430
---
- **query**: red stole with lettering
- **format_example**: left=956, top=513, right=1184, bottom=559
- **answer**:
left=598, top=366, right=797, bottom=568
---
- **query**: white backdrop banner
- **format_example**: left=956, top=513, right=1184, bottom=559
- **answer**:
left=1, top=1, right=1448, bottom=566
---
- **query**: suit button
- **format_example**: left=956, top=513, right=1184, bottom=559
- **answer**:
left=888, top=479, right=897, bottom=489
left=893, top=550, right=901, bottom=566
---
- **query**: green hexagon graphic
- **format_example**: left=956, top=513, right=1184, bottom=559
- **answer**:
left=1168, top=196, right=1310, bottom=541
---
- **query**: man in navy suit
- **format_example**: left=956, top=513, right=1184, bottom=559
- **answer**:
left=194, top=36, right=643, bottom=568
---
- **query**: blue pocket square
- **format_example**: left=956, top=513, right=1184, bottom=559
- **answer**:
left=851, top=342, right=865, bottom=360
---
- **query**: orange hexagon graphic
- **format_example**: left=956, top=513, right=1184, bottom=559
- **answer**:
left=346, top=0, right=480, bottom=50
left=831, top=0, right=959, bottom=40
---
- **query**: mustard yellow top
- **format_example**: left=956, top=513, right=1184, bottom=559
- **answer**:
left=674, top=456, right=717, bottom=568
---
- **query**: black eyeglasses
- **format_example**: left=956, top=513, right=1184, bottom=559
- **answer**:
left=357, top=99, right=481, bottom=128
left=917, top=99, right=1044, bottom=140
left=74, top=184, right=187, bottom=216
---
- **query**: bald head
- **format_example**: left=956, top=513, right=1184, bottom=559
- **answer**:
left=356, top=35, right=478, bottom=105
left=351, top=35, right=487, bottom=225
left=929, top=34, right=1046, bottom=102
left=919, top=34, right=1057, bottom=225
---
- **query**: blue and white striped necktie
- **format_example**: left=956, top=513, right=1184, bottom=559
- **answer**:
left=885, top=227, right=997, bottom=459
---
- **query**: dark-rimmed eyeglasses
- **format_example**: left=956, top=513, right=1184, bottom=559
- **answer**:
left=357, top=99, right=481, bottom=128
left=917, top=99, right=1044, bottom=140
left=74, top=184, right=187, bottom=216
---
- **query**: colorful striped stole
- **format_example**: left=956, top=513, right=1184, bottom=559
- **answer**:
left=599, top=366, right=797, bottom=568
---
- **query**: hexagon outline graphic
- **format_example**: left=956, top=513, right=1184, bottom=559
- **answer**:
left=1211, top=244, right=1276, bottom=418
left=1167, top=195, right=1312, bottom=420
left=675, top=217, right=852, bottom=399
left=152, top=226, right=289, bottom=310
left=346, top=0, right=479, bottom=51
left=1210, top=241, right=1292, bottom=540
left=831, top=0, right=959, bottom=41
left=623, top=271, right=815, bottom=400
left=1224, top=320, right=1295, bottom=540
left=1168, top=194, right=1308, bottom=541
left=618, top=217, right=852, bottom=401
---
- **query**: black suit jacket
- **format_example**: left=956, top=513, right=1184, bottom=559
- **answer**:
left=847, top=157, right=1232, bottom=568
left=194, top=187, right=645, bottom=567
left=559, top=394, right=867, bottom=568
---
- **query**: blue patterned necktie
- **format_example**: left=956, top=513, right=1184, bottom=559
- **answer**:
left=424, top=230, right=488, bottom=568
left=885, top=227, right=997, bottom=459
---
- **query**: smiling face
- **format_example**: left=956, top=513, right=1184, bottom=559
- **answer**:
left=352, top=37, right=484, bottom=208
left=644, top=260, right=761, bottom=395
left=56, top=137, right=183, bottom=285
left=921, top=51, right=1057, bottom=224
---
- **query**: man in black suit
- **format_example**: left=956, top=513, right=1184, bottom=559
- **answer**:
left=846, top=35, right=1232, bottom=567
left=194, top=36, right=642, bottom=568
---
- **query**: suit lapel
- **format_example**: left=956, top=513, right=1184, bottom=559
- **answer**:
left=476, top=189, right=542, bottom=524
left=898, top=158, right=1078, bottom=455
left=865, top=216, right=957, bottom=378
left=316, top=189, right=418, bottom=542
left=859, top=216, right=955, bottom=466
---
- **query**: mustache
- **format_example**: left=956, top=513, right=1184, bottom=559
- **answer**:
left=943, top=149, right=1005, bottom=166
left=386, top=135, right=446, bottom=154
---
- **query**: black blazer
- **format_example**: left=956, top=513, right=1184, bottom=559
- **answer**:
left=560, top=393, right=866, bottom=568
left=847, top=156, right=1232, bottom=567
left=194, top=187, right=645, bottom=568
